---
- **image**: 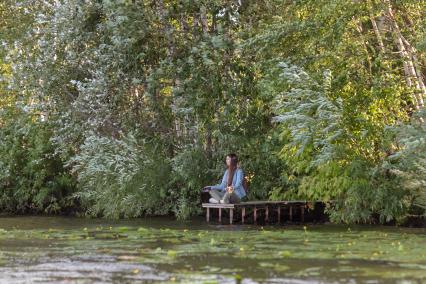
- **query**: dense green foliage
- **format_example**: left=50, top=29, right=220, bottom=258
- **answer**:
left=0, top=0, right=425, bottom=223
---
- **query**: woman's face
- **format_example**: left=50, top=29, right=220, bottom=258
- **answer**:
left=226, top=156, right=231, bottom=167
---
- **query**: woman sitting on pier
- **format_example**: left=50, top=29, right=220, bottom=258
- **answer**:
left=203, top=153, right=246, bottom=204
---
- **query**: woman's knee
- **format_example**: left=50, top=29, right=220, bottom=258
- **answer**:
left=230, top=193, right=241, bottom=204
left=209, top=189, right=222, bottom=199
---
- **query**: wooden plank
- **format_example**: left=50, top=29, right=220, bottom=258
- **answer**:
left=234, top=200, right=308, bottom=206
left=202, top=200, right=311, bottom=209
left=202, top=203, right=234, bottom=208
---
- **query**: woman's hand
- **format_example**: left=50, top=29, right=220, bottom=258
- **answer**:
left=202, top=186, right=211, bottom=192
left=226, top=186, right=234, bottom=193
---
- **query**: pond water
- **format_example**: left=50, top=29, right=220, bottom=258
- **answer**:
left=0, top=216, right=425, bottom=283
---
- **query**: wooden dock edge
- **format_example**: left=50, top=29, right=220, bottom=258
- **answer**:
left=202, top=200, right=335, bottom=225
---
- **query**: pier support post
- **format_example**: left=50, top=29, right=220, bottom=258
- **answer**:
left=242, top=207, right=245, bottom=224
left=265, top=206, right=269, bottom=223
left=277, top=206, right=281, bottom=224
left=230, top=208, right=233, bottom=224
left=206, top=207, right=210, bottom=222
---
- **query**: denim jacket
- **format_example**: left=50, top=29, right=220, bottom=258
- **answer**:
left=210, top=167, right=246, bottom=199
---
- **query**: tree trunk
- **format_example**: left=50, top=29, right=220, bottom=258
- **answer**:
left=370, top=14, right=385, bottom=54
left=200, top=5, right=208, bottom=34
left=384, top=0, right=425, bottom=111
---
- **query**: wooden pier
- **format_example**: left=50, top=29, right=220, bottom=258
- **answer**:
left=202, top=201, right=328, bottom=224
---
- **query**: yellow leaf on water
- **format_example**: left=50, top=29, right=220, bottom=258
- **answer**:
left=280, top=250, right=292, bottom=257
left=167, top=250, right=177, bottom=257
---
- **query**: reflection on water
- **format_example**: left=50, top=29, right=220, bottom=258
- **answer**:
left=0, top=216, right=425, bottom=283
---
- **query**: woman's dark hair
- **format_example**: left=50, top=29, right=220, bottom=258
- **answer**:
left=225, top=153, right=238, bottom=186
